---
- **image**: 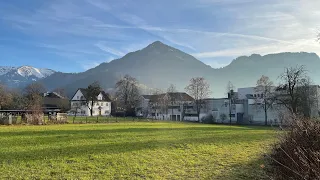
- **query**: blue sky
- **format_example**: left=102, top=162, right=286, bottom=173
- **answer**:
left=0, top=0, right=319, bottom=72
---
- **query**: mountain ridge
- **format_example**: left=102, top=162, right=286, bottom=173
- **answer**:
left=1, top=41, right=320, bottom=97
left=0, top=66, right=55, bottom=88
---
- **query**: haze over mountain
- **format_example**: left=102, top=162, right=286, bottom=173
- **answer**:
left=1, top=41, right=320, bottom=97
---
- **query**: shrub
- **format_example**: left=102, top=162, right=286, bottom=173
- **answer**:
left=269, top=118, right=320, bottom=180
left=220, top=114, right=227, bottom=123
left=26, top=113, right=44, bottom=125
left=202, top=114, right=215, bottom=124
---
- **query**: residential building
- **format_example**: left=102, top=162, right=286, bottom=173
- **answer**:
left=138, top=92, right=194, bottom=121
left=42, top=92, right=70, bottom=113
left=136, top=95, right=152, bottom=117
left=70, top=88, right=112, bottom=116
left=235, top=85, right=320, bottom=125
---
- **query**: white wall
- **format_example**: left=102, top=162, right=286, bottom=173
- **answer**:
left=238, top=87, right=255, bottom=99
left=71, top=101, right=111, bottom=116
left=71, top=90, right=84, bottom=101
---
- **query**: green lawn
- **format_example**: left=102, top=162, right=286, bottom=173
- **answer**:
left=0, top=121, right=277, bottom=179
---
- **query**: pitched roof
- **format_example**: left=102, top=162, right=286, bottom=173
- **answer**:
left=147, top=92, right=194, bottom=102
left=44, top=92, right=66, bottom=99
left=167, top=92, right=194, bottom=101
left=75, top=88, right=112, bottom=102
left=142, top=95, right=153, bottom=99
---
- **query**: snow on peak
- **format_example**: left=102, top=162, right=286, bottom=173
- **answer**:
left=0, top=66, right=16, bottom=75
left=0, top=66, right=55, bottom=78
left=17, top=66, right=55, bottom=78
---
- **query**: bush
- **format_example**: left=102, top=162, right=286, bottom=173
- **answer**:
left=202, top=114, right=215, bottom=124
left=269, top=118, right=320, bottom=180
left=220, top=114, right=227, bottom=123
left=25, top=113, right=44, bottom=125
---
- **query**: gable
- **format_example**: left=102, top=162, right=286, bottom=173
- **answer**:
left=97, top=93, right=103, bottom=100
left=71, top=89, right=85, bottom=101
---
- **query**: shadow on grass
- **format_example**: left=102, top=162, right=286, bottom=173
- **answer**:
left=0, top=130, right=274, bottom=163
left=0, top=125, right=273, bottom=137
left=212, top=157, right=271, bottom=180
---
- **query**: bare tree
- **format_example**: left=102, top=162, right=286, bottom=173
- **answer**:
left=115, top=75, right=141, bottom=116
left=24, top=82, right=46, bottom=111
left=23, top=82, right=46, bottom=124
left=275, top=65, right=316, bottom=117
left=167, top=84, right=177, bottom=120
left=151, top=89, right=164, bottom=120
left=296, top=77, right=317, bottom=118
left=185, top=77, right=210, bottom=122
left=0, top=84, right=12, bottom=110
left=85, top=82, right=102, bottom=116
left=255, top=75, right=274, bottom=125
left=7, top=89, right=25, bottom=110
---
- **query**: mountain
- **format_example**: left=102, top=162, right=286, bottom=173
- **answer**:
left=40, top=41, right=213, bottom=96
left=0, top=66, right=55, bottom=88
left=5, top=41, right=320, bottom=97
left=39, top=41, right=320, bottom=97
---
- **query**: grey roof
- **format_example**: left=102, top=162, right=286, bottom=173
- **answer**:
left=147, top=92, right=194, bottom=102
left=142, top=95, right=153, bottom=99
left=75, top=88, right=112, bottom=101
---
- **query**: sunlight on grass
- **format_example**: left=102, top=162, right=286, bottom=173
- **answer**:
left=0, top=121, right=276, bottom=179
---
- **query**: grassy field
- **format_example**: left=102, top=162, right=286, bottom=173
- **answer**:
left=0, top=121, right=277, bottom=179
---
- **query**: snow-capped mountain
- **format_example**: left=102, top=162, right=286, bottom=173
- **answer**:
left=0, top=66, right=55, bottom=88
left=0, top=66, right=16, bottom=76
left=16, top=66, right=55, bottom=78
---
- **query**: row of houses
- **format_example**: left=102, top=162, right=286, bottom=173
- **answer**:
left=135, top=86, right=320, bottom=125
left=63, top=85, right=320, bottom=125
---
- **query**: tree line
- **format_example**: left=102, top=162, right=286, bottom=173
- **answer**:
left=0, top=83, right=69, bottom=112
left=1, top=65, right=317, bottom=124
left=75, top=75, right=210, bottom=121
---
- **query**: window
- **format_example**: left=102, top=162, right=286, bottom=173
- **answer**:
left=106, top=103, right=108, bottom=106
left=254, top=94, right=256, bottom=97
left=77, top=96, right=79, bottom=100
left=261, top=94, right=264, bottom=98
left=257, top=94, right=260, bottom=97
left=81, top=111, right=85, bottom=114
left=80, top=96, right=84, bottom=100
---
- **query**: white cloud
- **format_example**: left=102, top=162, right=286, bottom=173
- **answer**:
left=1, top=0, right=320, bottom=70
left=82, top=62, right=100, bottom=70
left=193, top=39, right=320, bottom=58
left=81, top=56, right=114, bottom=70
left=95, top=42, right=125, bottom=56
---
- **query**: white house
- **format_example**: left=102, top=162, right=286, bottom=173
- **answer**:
left=70, top=88, right=112, bottom=116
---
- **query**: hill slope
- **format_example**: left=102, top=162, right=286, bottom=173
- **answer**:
left=8, top=42, right=320, bottom=97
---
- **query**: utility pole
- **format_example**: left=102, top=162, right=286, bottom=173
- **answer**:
left=226, top=81, right=235, bottom=125
left=228, top=89, right=234, bottom=125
